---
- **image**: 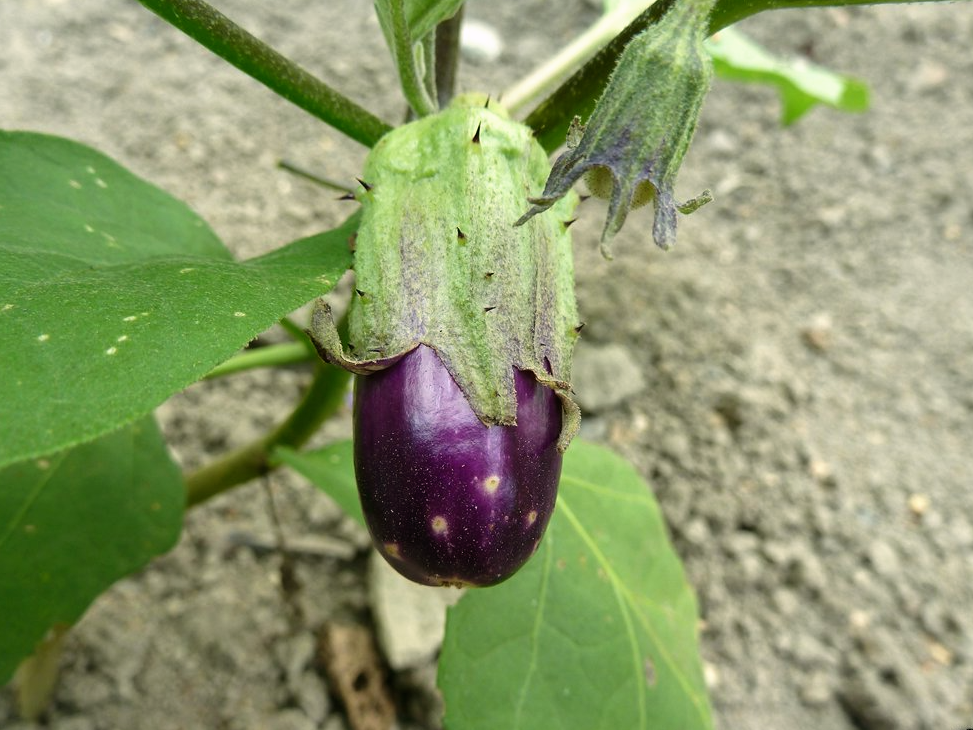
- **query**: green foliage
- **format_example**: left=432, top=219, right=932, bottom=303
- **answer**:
left=439, top=440, right=711, bottom=730
left=0, top=131, right=354, bottom=469
left=707, top=27, right=869, bottom=124
left=0, top=417, right=184, bottom=684
left=286, top=439, right=711, bottom=729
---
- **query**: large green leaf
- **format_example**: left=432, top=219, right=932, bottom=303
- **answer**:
left=0, top=417, right=184, bottom=684
left=707, top=26, right=869, bottom=125
left=276, top=441, right=363, bottom=526
left=439, top=440, right=712, bottom=730
left=0, top=131, right=355, bottom=469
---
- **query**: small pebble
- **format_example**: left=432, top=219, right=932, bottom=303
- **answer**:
left=460, top=19, right=503, bottom=64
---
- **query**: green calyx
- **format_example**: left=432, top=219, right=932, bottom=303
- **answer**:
left=517, top=0, right=716, bottom=256
left=310, top=95, right=581, bottom=450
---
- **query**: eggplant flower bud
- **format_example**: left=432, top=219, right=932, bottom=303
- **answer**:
left=517, top=0, right=716, bottom=255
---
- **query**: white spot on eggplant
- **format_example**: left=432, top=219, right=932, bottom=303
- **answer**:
left=37, top=334, right=50, bottom=342
left=431, top=516, right=449, bottom=534
left=483, top=475, right=501, bottom=494
left=384, top=543, right=401, bottom=558
left=526, top=510, right=538, bottom=526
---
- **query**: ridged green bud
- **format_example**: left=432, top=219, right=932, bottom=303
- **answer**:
left=517, top=0, right=716, bottom=255
left=310, top=95, right=581, bottom=449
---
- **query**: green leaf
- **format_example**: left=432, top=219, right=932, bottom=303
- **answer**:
left=0, top=131, right=355, bottom=469
left=276, top=440, right=364, bottom=526
left=0, top=417, right=184, bottom=684
left=439, top=440, right=712, bottom=730
left=374, top=0, right=465, bottom=46
left=706, top=26, right=869, bottom=125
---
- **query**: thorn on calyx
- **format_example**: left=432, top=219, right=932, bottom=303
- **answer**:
left=472, top=123, right=481, bottom=144
left=579, top=194, right=591, bottom=203
left=484, top=306, right=497, bottom=313
left=337, top=192, right=357, bottom=201
left=348, top=343, right=356, bottom=352
left=484, top=271, right=495, bottom=279
left=457, top=227, right=467, bottom=240
left=356, top=178, right=372, bottom=192
left=563, top=218, right=578, bottom=229
left=574, top=322, right=586, bottom=334
left=355, top=288, right=367, bottom=298
left=484, top=95, right=491, bottom=108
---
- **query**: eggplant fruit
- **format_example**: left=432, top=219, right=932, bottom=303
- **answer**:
left=354, top=345, right=562, bottom=588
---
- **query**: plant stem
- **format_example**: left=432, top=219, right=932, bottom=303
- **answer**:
left=203, top=342, right=314, bottom=380
left=388, top=0, right=439, bottom=117
left=524, top=0, right=677, bottom=151
left=709, top=0, right=947, bottom=31
left=184, top=362, right=351, bottom=506
left=136, top=0, right=393, bottom=147
left=503, top=2, right=649, bottom=115
left=434, top=6, right=464, bottom=107
left=278, top=159, right=357, bottom=194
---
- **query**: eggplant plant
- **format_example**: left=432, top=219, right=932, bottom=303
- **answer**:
left=0, top=0, right=948, bottom=727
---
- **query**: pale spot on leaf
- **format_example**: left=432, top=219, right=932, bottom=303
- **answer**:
left=179, top=267, right=195, bottom=274
left=233, top=311, right=246, bottom=318
left=85, top=165, right=96, bottom=174
left=2, top=304, right=14, bottom=312
left=117, top=335, right=128, bottom=342
left=37, top=334, right=50, bottom=342
left=84, top=224, right=94, bottom=233
left=95, top=178, right=108, bottom=188
left=69, top=179, right=81, bottom=189
left=105, top=347, right=118, bottom=355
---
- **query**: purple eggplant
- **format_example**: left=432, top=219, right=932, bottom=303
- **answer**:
left=354, top=345, right=562, bottom=587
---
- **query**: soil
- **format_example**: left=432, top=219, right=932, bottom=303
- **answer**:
left=2, top=1, right=972, bottom=729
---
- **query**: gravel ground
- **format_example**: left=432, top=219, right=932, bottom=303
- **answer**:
left=2, top=1, right=972, bottom=729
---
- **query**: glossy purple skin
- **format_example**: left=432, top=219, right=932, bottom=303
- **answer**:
left=353, top=345, right=562, bottom=587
